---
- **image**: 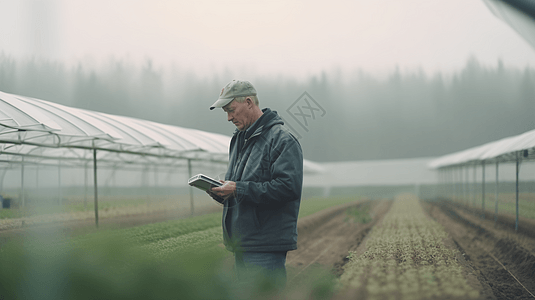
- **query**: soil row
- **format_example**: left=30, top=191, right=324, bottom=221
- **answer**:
left=423, top=199, right=535, bottom=300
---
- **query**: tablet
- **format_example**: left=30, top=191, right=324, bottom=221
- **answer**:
left=188, top=174, right=223, bottom=191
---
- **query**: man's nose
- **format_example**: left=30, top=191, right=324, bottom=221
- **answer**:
left=227, top=113, right=233, bottom=122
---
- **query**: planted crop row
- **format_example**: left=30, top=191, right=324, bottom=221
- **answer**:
left=0, top=195, right=361, bottom=300
left=0, top=198, right=208, bottom=230
left=66, top=196, right=362, bottom=259
left=339, top=194, right=479, bottom=300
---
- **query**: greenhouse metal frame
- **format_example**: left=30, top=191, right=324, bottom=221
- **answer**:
left=0, top=90, right=322, bottom=228
left=429, top=128, right=535, bottom=231
left=0, top=90, right=232, bottom=226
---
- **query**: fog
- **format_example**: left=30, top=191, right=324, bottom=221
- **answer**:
left=1, top=54, right=534, bottom=163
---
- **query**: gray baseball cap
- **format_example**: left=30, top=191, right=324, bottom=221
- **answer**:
left=210, top=80, right=257, bottom=110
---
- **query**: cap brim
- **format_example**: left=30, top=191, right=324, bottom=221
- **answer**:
left=209, top=97, right=233, bottom=110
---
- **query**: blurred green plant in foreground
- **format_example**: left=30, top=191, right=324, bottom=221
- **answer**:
left=0, top=226, right=336, bottom=300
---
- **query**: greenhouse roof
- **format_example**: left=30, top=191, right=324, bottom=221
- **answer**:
left=428, top=128, right=535, bottom=169
left=0, top=91, right=230, bottom=165
left=0, top=90, right=322, bottom=174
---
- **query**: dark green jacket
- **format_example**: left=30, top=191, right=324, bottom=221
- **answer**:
left=223, top=108, right=303, bottom=252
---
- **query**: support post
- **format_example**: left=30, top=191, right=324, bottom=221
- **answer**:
left=453, top=167, right=457, bottom=202
left=443, top=169, right=446, bottom=199
left=93, top=148, right=99, bottom=228
left=441, top=169, right=445, bottom=199
left=84, top=162, right=88, bottom=209
left=58, top=161, right=62, bottom=205
left=188, top=159, right=194, bottom=216
left=460, top=166, right=464, bottom=203
left=495, top=161, right=499, bottom=223
left=515, top=152, right=520, bottom=232
left=465, top=166, right=469, bottom=206
left=35, top=164, right=39, bottom=191
left=449, top=168, right=453, bottom=200
left=0, top=168, right=7, bottom=195
left=20, top=157, right=25, bottom=208
left=473, top=165, right=477, bottom=207
left=481, top=161, right=485, bottom=219
left=33, top=165, right=39, bottom=209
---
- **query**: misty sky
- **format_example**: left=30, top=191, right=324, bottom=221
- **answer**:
left=0, top=0, right=534, bottom=78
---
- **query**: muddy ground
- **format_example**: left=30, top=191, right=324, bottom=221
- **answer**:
left=422, top=199, right=535, bottom=300
left=287, top=198, right=391, bottom=282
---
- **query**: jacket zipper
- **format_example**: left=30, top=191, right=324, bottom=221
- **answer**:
left=232, top=130, right=263, bottom=178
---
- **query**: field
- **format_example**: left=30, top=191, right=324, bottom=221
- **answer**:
left=1, top=194, right=535, bottom=299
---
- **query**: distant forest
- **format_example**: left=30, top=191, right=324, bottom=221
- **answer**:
left=1, top=53, right=534, bottom=162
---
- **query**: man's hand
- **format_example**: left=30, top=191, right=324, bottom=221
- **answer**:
left=207, top=181, right=236, bottom=203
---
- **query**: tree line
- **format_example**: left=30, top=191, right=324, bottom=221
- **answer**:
left=1, top=53, right=533, bottom=162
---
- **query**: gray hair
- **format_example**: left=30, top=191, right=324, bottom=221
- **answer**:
left=234, top=95, right=259, bottom=106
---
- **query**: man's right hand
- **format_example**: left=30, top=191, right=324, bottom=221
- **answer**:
left=206, top=189, right=226, bottom=204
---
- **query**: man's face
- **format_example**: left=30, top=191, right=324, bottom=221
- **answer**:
left=223, top=99, right=251, bottom=131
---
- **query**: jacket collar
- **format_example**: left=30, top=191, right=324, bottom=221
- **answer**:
left=233, top=108, right=281, bottom=139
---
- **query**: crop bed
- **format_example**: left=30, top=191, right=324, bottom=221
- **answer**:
left=291, top=195, right=535, bottom=300
left=337, top=195, right=481, bottom=299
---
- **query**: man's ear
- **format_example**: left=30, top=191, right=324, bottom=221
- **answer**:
left=245, top=97, right=253, bottom=108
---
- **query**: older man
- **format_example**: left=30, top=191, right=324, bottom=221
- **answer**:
left=208, top=80, right=303, bottom=287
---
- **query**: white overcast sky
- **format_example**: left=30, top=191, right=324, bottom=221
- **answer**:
left=0, top=0, right=534, bottom=78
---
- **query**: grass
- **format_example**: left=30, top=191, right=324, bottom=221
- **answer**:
left=299, top=195, right=361, bottom=218
left=345, top=204, right=372, bottom=224
left=452, top=192, right=535, bottom=220
left=0, top=195, right=195, bottom=218
left=0, top=195, right=209, bottom=230
left=0, top=195, right=360, bottom=300
left=69, top=195, right=361, bottom=255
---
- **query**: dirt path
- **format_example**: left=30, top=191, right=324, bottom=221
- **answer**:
left=423, top=199, right=535, bottom=300
left=286, top=199, right=392, bottom=285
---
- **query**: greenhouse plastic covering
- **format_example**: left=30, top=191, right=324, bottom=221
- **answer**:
left=0, top=91, right=232, bottom=164
left=0, top=91, right=322, bottom=174
left=428, top=128, right=535, bottom=169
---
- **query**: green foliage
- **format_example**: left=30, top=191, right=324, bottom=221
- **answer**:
left=0, top=208, right=27, bottom=219
left=455, top=193, right=535, bottom=220
left=0, top=230, right=335, bottom=300
left=340, top=195, right=480, bottom=299
left=345, top=205, right=372, bottom=224
left=0, top=233, right=234, bottom=300
left=299, top=196, right=360, bottom=218
left=0, top=197, right=361, bottom=299
left=75, top=212, right=221, bottom=245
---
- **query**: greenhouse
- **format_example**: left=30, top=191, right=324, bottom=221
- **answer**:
left=0, top=90, right=322, bottom=229
left=428, top=128, right=535, bottom=230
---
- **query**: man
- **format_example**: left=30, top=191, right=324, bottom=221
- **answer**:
left=207, top=79, right=303, bottom=288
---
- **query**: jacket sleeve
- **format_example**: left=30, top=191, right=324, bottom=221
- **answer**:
left=235, top=133, right=303, bottom=206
